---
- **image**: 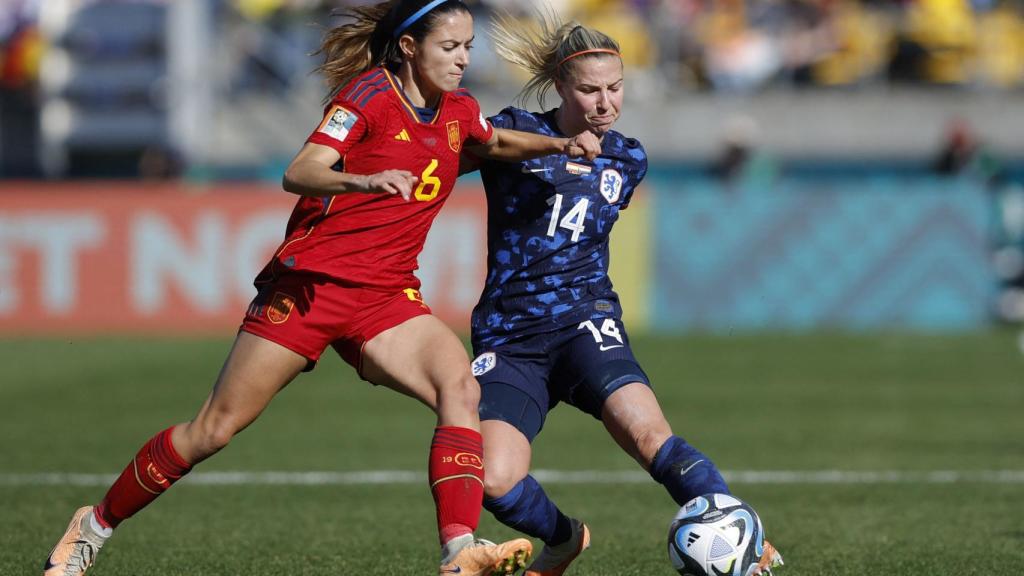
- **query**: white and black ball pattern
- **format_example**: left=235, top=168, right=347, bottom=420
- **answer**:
left=667, top=493, right=766, bottom=576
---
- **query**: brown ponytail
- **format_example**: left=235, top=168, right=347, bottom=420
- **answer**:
left=314, top=1, right=394, bottom=101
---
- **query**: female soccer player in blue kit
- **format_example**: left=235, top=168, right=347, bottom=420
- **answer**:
left=463, top=13, right=784, bottom=576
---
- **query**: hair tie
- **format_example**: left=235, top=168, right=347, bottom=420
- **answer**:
left=557, top=48, right=621, bottom=69
left=393, top=0, right=448, bottom=38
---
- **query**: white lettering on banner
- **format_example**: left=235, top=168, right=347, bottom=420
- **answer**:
left=0, top=220, right=17, bottom=313
left=419, top=212, right=483, bottom=311
left=233, top=212, right=289, bottom=298
left=0, top=244, right=13, bottom=313
left=0, top=215, right=105, bottom=314
left=132, top=212, right=227, bottom=313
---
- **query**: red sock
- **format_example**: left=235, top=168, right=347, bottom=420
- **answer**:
left=429, top=426, right=484, bottom=545
left=94, top=426, right=192, bottom=528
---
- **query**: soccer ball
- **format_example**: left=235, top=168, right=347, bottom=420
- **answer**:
left=667, top=493, right=766, bottom=576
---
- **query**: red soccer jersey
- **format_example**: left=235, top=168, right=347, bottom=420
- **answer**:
left=262, top=67, right=494, bottom=290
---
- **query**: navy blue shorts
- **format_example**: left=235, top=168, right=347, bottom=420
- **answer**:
left=473, top=316, right=650, bottom=442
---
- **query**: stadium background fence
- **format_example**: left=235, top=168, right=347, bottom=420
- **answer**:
left=0, top=170, right=1001, bottom=335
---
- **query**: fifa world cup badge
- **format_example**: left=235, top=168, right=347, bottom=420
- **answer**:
left=318, top=105, right=358, bottom=142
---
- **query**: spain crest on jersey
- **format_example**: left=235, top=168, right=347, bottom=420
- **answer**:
left=600, top=169, right=623, bottom=203
left=446, top=120, right=461, bottom=153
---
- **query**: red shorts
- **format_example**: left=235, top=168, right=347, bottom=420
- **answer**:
left=240, top=272, right=432, bottom=373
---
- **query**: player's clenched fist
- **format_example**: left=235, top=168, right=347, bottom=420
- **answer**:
left=565, top=131, right=601, bottom=161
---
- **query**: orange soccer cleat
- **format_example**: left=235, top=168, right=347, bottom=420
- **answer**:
left=439, top=536, right=533, bottom=576
left=749, top=539, right=785, bottom=576
left=43, top=506, right=109, bottom=576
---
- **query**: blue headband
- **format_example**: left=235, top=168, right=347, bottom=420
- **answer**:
left=393, top=0, right=448, bottom=38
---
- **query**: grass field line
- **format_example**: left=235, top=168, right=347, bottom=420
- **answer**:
left=2, top=469, right=1023, bottom=487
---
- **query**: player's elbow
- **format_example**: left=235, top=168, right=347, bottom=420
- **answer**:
left=473, top=130, right=506, bottom=161
left=281, top=164, right=306, bottom=194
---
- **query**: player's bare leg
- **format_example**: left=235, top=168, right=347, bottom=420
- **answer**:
left=600, top=382, right=673, bottom=470
left=362, top=314, right=480, bottom=428
left=480, top=420, right=532, bottom=499
left=363, top=315, right=531, bottom=575
left=172, top=331, right=308, bottom=464
left=43, top=332, right=307, bottom=576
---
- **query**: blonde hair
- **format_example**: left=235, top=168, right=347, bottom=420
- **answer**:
left=490, top=8, right=621, bottom=109
left=315, top=0, right=471, bottom=101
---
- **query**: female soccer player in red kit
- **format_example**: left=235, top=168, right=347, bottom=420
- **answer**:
left=42, top=2, right=599, bottom=575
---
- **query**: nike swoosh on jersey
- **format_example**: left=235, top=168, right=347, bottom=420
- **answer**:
left=599, top=344, right=624, bottom=351
left=521, top=166, right=552, bottom=174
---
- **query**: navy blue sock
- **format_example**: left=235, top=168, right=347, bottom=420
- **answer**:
left=483, top=475, right=573, bottom=546
left=649, top=435, right=730, bottom=506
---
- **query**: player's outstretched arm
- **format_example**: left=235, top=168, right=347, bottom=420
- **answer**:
left=283, top=142, right=418, bottom=200
left=468, top=128, right=600, bottom=163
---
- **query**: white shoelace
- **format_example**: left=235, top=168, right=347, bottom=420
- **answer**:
left=68, top=539, right=98, bottom=573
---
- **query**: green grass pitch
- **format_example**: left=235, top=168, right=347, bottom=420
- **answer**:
left=2, top=332, right=1022, bottom=574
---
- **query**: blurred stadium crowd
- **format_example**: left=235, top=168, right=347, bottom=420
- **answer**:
left=4, top=0, right=1024, bottom=97
left=75, top=0, right=1024, bottom=90
left=2, top=0, right=1022, bottom=175
left=495, top=0, right=1024, bottom=92
left=1, top=0, right=1023, bottom=325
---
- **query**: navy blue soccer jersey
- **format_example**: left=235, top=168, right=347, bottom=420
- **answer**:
left=471, top=107, right=648, bottom=349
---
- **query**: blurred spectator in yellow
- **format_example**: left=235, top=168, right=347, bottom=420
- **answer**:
left=974, top=2, right=1024, bottom=87
left=805, top=0, right=892, bottom=86
left=567, top=0, right=657, bottom=70
left=234, top=0, right=284, bottom=21
left=698, top=0, right=782, bottom=92
left=233, top=0, right=327, bottom=22
left=891, top=0, right=976, bottom=84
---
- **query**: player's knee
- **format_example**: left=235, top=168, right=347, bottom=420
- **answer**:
left=483, top=466, right=521, bottom=500
left=204, top=424, right=236, bottom=454
left=438, top=370, right=481, bottom=412
left=188, top=415, right=238, bottom=461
